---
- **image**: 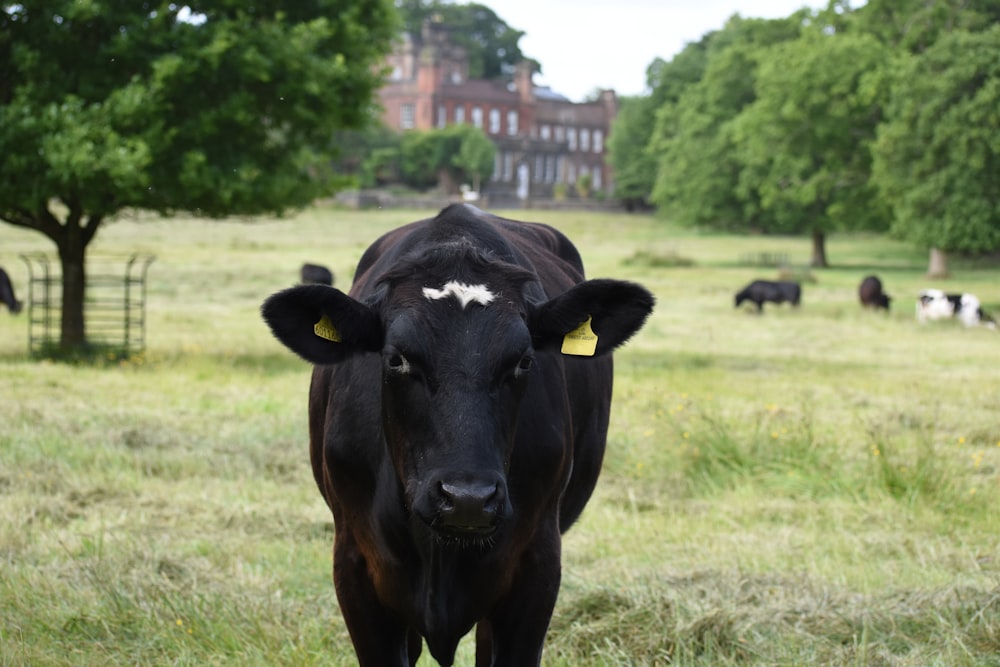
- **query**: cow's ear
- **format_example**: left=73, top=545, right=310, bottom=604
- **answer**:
left=529, top=279, right=654, bottom=357
left=261, top=285, right=383, bottom=365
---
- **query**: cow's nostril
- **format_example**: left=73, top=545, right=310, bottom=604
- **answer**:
left=437, top=480, right=504, bottom=530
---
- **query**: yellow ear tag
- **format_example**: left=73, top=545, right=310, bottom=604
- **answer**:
left=561, top=316, right=598, bottom=356
left=314, top=314, right=341, bottom=342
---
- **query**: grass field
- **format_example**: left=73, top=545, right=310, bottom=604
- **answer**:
left=2, top=205, right=999, bottom=666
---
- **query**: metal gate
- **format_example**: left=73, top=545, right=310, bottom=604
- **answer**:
left=19, top=253, right=156, bottom=358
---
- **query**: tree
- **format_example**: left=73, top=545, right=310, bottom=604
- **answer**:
left=451, top=125, right=495, bottom=193
left=731, top=31, right=892, bottom=267
left=649, top=13, right=809, bottom=229
left=851, top=0, right=1000, bottom=54
left=872, top=25, right=1000, bottom=277
left=399, top=125, right=495, bottom=192
left=395, top=0, right=536, bottom=79
left=608, top=42, right=710, bottom=209
left=0, top=1, right=397, bottom=352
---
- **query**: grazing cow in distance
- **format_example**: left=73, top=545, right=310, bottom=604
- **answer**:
left=916, top=289, right=996, bottom=328
left=858, top=275, right=891, bottom=311
left=0, top=267, right=22, bottom=314
left=261, top=204, right=654, bottom=666
left=300, top=262, right=334, bottom=286
left=734, top=279, right=801, bottom=312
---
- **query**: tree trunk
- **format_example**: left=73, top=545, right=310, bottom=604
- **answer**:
left=810, top=230, right=829, bottom=268
left=51, top=206, right=101, bottom=352
left=58, top=239, right=87, bottom=351
left=926, top=247, right=949, bottom=279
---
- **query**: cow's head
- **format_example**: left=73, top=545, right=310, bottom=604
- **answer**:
left=262, top=245, right=653, bottom=540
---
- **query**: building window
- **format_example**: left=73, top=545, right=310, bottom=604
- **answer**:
left=437, top=105, right=446, bottom=129
left=455, top=105, right=465, bottom=124
left=567, top=162, right=576, bottom=185
left=401, top=104, right=415, bottom=130
left=592, top=165, right=602, bottom=189
left=489, top=108, right=501, bottom=134
left=507, top=110, right=518, bottom=136
left=493, top=152, right=502, bottom=181
left=555, top=126, right=565, bottom=143
left=580, top=129, right=590, bottom=152
left=567, top=128, right=577, bottom=151
left=534, top=155, right=543, bottom=182
left=503, top=153, right=513, bottom=181
left=471, top=106, right=482, bottom=128
left=593, top=130, right=604, bottom=153
left=540, top=125, right=551, bottom=141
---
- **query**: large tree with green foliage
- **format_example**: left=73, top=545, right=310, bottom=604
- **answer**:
left=851, top=0, right=1000, bottom=54
left=649, top=13, right=808, bottom=229
left=0, top=1, right=396, bottom=352
left=395, top=0, right=534, bottom=79
left=399, top=124, right=495, bottom=192
left=872, top=25, right=1000, bottom=277
left=731, top=31, right=892, bottom=267
left=608, top=42, right=710, bottom=209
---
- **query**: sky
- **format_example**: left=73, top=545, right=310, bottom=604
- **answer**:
left=490, top=0, right=836, bottom=102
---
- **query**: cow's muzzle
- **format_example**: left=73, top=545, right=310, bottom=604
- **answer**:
left=419, top=474, right=511, bottom=536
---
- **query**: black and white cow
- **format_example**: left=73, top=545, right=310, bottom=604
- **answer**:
left=734, top=279, right=801, bottom=312
left=0, top=267, right=22, bottom=314
left=917, top=288, right=996, bottom=328
left=261, top=204, right=654, bottom=666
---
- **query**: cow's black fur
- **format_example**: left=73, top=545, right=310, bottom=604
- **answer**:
left=0, top=267, right=22, bottom=314
left=261, top=204, right=654, bottom=666
left=858, top=275, right=891, bottom=311
left=734, top=279, right=801, bottom=312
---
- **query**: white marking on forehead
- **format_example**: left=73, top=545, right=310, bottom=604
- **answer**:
left=422, top=281, right=496, bottom=308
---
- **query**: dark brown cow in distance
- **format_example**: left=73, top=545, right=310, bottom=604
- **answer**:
left=0, top=267, right=22, bottom=314
left=858, top=274, right=891, bottom=311
left=262, top=204, right=653, bottom=666
left=300, top=262, right=334, bottom=286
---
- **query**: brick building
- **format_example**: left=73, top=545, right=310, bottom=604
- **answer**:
left=378, top=22, right=618, bottom=202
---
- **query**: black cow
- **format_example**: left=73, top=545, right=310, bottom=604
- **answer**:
left=0, top=267, right=22, bottom=314
left=858, top=275, right=891, bottom=311
left=261, top=204, right=654, bottom=666
left=734, top=279, right=801, bottom=312
left=300, top=262, right=334, bottom=286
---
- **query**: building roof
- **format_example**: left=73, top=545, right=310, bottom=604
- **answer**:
left=533, top=86, right=570, bottom=102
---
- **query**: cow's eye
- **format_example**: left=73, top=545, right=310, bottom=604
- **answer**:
left=385, top=352, right=411, bottom=375
left=514, top=354, right=534, bottom=378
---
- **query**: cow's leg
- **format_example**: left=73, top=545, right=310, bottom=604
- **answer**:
left=332, top=536, right=411, bottom=667
left=475, top=622, right=493, bottom=666
left=481, top=533, right=562, bottom=667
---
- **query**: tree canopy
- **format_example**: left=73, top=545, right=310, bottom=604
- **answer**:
left=610, top=0, right=1000, bottom=270
left=649, top=14, right=808, bottom=231
left=395, top=0, right=534, bottom=79
left=399, top=124, right=495, bottom=192
left=732, top=31, right=892, bottom=266
left=0, top=1, right=397, bottom=350
left=872, top=25, right=1000, bottom=258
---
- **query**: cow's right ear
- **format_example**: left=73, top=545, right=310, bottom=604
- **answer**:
left=261, top=285, right=383, bottom=365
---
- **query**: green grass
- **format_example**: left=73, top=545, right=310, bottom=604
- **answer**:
left=2, top=206, right=1000, bottom=666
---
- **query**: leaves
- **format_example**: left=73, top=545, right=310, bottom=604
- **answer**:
left=873, top=25, right=1000, bottom=253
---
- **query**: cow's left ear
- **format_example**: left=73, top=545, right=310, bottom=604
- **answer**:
left=261, top=284, right=383, bottom=365
left=529, top=279, right=654, bottom=357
